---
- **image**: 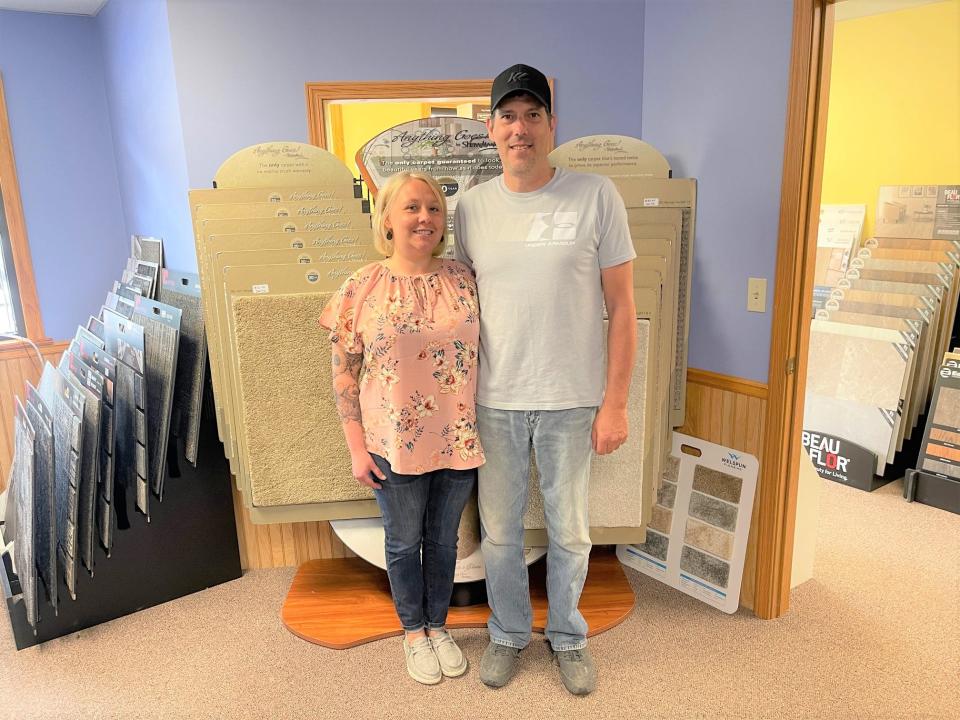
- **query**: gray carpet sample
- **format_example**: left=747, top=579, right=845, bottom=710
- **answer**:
left=24, top=382, right=57, bottom=615
left=38, top=363, right=85, bottom=601
left=158, top=271, right=206, bottom=466
left=60, top=351, right=103, bottom=574
left=11, top=399, right=38, bottom=630
left=133, top=297, right=182, bottom=498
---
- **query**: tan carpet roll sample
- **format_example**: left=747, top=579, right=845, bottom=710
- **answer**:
left=231, top=292, right=373, bottom=507
left=524, top=318, right=650, bottom=530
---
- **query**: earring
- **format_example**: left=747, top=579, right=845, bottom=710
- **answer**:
left=386, top=229, right=393, bottom=241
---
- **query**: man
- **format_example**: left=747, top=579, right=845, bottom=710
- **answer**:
left=453, top=63, right=636, bottom=696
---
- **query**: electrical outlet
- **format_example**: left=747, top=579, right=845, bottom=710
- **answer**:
left=747, top=277, right=767, bottom=313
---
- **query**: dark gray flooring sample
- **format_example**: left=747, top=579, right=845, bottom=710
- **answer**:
left=38, top=364, right=85, bottom=601
left=24, top=383, right=56, bottom=615
left=680, top=545, right=731, bottom=588
left=688, top=491, right=739, bottom=532
left=11, top=399, right=38, bottom=630
left=633, top=528, right=669, bottom=562
left=158, top=271, right=206, bottom=465
left=133, top=297, right=181, bottom=497
left=60, top=351, right=103, bottom=574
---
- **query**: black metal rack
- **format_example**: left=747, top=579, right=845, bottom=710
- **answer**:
left=2, top=387, right=241, bottom=649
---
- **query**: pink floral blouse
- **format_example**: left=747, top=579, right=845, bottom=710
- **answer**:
left=318, top=259, right=484, bottom=474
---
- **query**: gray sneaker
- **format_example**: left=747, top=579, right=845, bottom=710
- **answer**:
left=553, top=646, right=596, bottom=695
left=479, top=641, right=521, bottom=688
left=429, top=630, right=468, bottom=677
left=403, top=636, right=441, bottom=685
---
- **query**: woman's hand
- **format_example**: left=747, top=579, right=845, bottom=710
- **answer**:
left=351, top=450, right=386, bottom=489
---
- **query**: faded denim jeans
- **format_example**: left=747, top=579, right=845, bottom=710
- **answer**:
left=370, top=453, right=476, bottom=632
left=476, top=405, right=595, bottom=651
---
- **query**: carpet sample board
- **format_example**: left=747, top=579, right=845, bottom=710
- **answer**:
left=618, top=432, right=758, bottom=614
left=103, top=309, right=149, bottom=520
left=58, top=352, right=102, bottom=575
left=158, top=270, right=206, bottom=466
left=24, top=382, right=57, bottom=614
left=133, top=296, right=182, bottom=498
left=524, top=319, right=652, bottom=544
left=131, top=235, right=164, bottom=272
left=230, top=290, right=375, bottom=512
left=71, top=334, right=118, bottom=552
left=11, top=398, right=38, bottom=630
left=38, top=363, right=85, bottom=601
left=188, top=185, right=361, bottom=206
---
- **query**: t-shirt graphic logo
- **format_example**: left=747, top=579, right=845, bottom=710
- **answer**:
left=526, top=211, right=579, bottom=243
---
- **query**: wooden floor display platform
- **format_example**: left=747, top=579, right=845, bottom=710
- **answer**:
left=281, top=547, right=635, bottom=649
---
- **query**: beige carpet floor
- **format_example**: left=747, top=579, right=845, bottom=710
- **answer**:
left=0, top=478, right=957, bottom=719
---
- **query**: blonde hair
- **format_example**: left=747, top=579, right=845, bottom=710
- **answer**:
left=373, top=171, right=448, bottom=257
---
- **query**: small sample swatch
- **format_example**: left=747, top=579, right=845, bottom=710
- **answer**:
left=634, top=529, right=669, bottom=562
left=922, top=457, right=960, bottom=479
left=684, top=518, right=733, bottom=560
left=692, top=465, right=742, bottom=503
left=656, top=481, right=677, bottom=509
left=929, top=427, right=960, bottom=445
left=649, top=505, right=672, bottom=535
left=680, top=545, right=730, bottom=588
left=662, top=456, right=680, bottom=484
left=688, top=491, right=738, bottom=532
left=924, top=443, right=960, bottom=463
left=932, top=387, right=960, bottom=428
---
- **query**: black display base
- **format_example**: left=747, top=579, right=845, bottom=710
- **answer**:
left=449, top=578, right=487, bottom=607
left=904, top=469, right=960, bottom=515
left=2, top=392, right=242, bottom=649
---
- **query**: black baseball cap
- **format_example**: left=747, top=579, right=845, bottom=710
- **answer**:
left=490, top=63, right=551, bottom=114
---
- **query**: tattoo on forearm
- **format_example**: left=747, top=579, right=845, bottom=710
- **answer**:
left=331, top=346, right=363, bottom=425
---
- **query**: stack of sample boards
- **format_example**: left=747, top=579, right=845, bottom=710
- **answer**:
left=525, top=135, right=698, bottom=544
left=190, top=142, right=384, bottom=525
left=805, top=184, right=960, bottom=477
left=811, top=204, right=865, bottom=312
left=4, top=235, right=209, bottom=635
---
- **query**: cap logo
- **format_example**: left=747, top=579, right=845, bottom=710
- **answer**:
left=508, top=70, right=528, bottom=83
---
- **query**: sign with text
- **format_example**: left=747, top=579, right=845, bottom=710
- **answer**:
left=801, top=429, right=878, bottom=491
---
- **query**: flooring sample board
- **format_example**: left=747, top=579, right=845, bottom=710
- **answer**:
left=126, top=259, right=160, bottom=299
left=193, top=198, right=366, bottom=221
left=864, top=236, right=960, bottom=253
left=230, top=290, right=376, bottom=513
left=158, top=270, right=206, bottom=466
left=58, top=352, right=102, bottom=575
left=132, top=296, right=181, bottom=499
left=11, top=398, right=38, bottom=631
left=524, top=319, right=652, bottom=544
left=120, top=271, right=153, bottom=299
left=103, top=309, right=149, bottom=520
left=199, top=215, right=372, bottom=240
left=71, top=335, right=117, bottom=553
left=858, top=247, right=960, bottom=265
left=189, top=185, right=362, bottom=206
left=209, top=246, right=381, bottom=468
left=804, top=392, right=898, bottom=473
left=549, top=135, right=671, bottom=178
left=38, top=363, right=85, bottom=601
left=24, top=383, right=56, bottom=614
left=874, top=185, right=960, bottom=240
left=212, top=142, right=358, bottom=190
left=131, top=235, right=163, bottom=269
left=618, top=433, right=757, bottom=614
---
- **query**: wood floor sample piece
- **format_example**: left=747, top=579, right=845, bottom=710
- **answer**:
left=282, top=548, right=634, bottom=649
left=617, top=433, right=757, bottom=614
left=158, top=270, right=206, bottom=466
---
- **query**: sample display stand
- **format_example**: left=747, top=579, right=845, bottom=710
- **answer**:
left=904, top=469, right=960, bottom=514
left=2, top=385, right=242, bottom=649
left=281, top=546, right=635, bottom=649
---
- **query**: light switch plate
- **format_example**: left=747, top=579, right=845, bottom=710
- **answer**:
left=747, top=277, right=767, bottom=313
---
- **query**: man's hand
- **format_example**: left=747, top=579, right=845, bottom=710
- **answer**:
left=350, top=449, right=386, bottom=489
left=592, top=404, right=628, bottom=455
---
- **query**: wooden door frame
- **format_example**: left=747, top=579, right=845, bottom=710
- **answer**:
left=753, top=0, right=836, bottom=619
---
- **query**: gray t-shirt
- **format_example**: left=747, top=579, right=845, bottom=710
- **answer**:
left=453, top=167, right=635, bottom=410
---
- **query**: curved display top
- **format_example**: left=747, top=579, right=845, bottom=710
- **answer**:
left=214, top=142, right=355, bottom=189
left=550, top=135, right=671, bottom=178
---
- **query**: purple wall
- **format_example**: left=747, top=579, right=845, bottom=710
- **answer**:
left=96, top=0, right=193, bottom=272
left=165, top=0, right=645, bottom=191
left=0, top=9, right=127, bottom=341
left=642, top=0, right=793, bottom=382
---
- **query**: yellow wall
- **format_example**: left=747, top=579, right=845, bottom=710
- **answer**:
left=821, top=0, right=960, bottom=240
left=332, top=101, right=425, bottom=179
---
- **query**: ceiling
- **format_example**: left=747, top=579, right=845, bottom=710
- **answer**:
left=0, top=0, right=106, bottom=15
left=0, top=0, right=948, bottom=20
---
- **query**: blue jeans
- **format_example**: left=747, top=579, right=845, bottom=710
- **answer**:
left=371, top=454, right=476, bottom=632
left=476, top=405, right=595, bottom=651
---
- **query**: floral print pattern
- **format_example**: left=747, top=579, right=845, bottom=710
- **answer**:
left=319, top=259, right=484, bottom=474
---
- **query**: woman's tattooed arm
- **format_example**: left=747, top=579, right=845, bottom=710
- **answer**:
left=331, top=343, right=363, bottom=425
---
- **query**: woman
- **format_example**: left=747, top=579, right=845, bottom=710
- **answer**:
left=319, top=171, right=484, bottom=685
